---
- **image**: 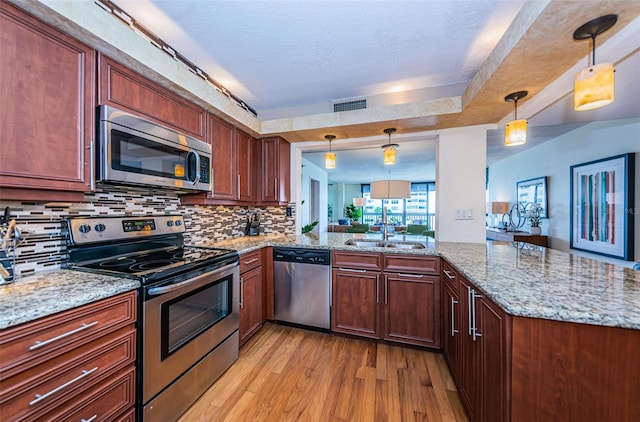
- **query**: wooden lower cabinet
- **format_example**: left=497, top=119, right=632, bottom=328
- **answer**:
left=0, top=291, right=137, bottom=422
left=239, top=250, right=264, bottom=346
left=331, top=252, right=440, bottom=348
left=331, top=267, right=380, bottom=339
left=382, top=272, right=440, bottom=347
left=443, top=281, right=461, bottom=384
left=457, top=275, right=509, bottom=422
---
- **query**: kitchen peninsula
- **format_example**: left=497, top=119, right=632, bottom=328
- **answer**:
left=2, top=233, right=639, bottom=421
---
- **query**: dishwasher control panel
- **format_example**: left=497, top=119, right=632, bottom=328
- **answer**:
left=273, top=248, right=330, bottom=265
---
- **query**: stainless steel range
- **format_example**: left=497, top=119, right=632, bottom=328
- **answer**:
left=63, top=215, right=239, bottom=421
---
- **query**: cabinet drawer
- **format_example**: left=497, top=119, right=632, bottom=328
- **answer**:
left=0, top=291, right=136, bottom=380
left=384, top=254, right=440, bottom=274
left=442, top=260, right=458, bottom=289
left=41, top=367, right=135, bottom=422
left=240, top=250, right=262, bottom=273
left=0, top=328, right=136, bottom=422
left=333, top=251, right=383, bottom=271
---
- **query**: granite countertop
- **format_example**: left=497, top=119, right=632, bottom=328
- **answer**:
left=0, top=271, right=139, bottom=330
left=200, top=232, right=640, bottom=330
left=2, top=232, right=639, bottom=331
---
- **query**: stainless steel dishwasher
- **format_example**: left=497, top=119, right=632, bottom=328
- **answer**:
left=273, top=248, right=331, bottom=330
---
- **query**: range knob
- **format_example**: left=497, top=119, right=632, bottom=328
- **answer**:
left=167, top=220, right=174, bottom=227
left=175, top=220, right=182, bottom=226
left=79, top=224, right=91, bottom=234
left=95, top=223, right=106, bottom=232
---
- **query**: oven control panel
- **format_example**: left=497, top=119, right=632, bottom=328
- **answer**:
left=66, top=215, right=185, bottom=245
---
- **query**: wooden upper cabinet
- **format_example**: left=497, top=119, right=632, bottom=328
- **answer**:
left=209, top=115, right=237, bottom=200
left=259, top=136, right=290, bottom=205
left=236, top=130, right=255, bottom=203
left=0, top=2, right=95, bottom=201
left=98, top=55, right=206, bottom=140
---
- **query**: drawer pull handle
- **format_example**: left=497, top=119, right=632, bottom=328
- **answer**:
left=243, top=258, right=259, bottom=265
left=81, top=415, right=98, bottom=422
left=443, top=269, right=455, bottom=279
left=338, top=268, right=367, bottom=273
left=29, top=321, right=98, bottom=351
left=29, top=367, right=98, bottom=406
left=396, top=273, right=424, bottom=278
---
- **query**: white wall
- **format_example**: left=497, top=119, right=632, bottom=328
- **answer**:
left=436, top=126, right=489, bottom=242
left=488, top=118, right=640, bottom=266
left=300, top=158, right=328, bottom=233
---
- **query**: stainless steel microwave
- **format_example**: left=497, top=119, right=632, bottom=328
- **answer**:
left=97, top=105, right=212, bottom=192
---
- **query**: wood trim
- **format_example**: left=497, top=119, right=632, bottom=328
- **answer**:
left=262, top=247, right=274, bottom=321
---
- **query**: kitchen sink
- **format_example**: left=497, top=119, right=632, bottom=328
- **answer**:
left=344, top=239, right=426, bottom=249
left=344, top=239, right=386, bottom=248
left=388, top=241, right=426, bottom=249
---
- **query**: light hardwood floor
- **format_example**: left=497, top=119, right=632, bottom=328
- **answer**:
left=179, top=323, right=468, bottom=422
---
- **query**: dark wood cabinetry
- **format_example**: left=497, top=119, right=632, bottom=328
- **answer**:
left=332, top=251, right=440, bottom=348
left=239, top=250, right=263, bottom=346
left=456, top=273, right=509, bottom=422
left=183, top=116, right=259, bottom=205
left=259, top=137, right=290, bottom=205
left=442, top=262, right=461, bottom=384
left=0, top=291, right=137, bottom=422
left=98, top=55, right=206, bottom=140
left=0, top=2, right=95, bottom=201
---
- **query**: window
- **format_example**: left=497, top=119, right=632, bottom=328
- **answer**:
left=361, top=182, right=435, bottom=228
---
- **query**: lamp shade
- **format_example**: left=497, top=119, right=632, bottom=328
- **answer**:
left=574, top=63, right=614, bottom=111
left=324, top=152, right=336, bottom=169
left=370, top=180, right=411, bottom=199
left=353, top=197, right=366, bottom=206
left=505, top=119, right=527, bottom=146
left=491, top=201, right=510, bottom=214
left=383, top=146, right=397, bottom=165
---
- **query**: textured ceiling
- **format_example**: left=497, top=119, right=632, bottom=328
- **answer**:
left=113, top=0, right=526, bottom=115
left=102, top=0, right=640, bottom=182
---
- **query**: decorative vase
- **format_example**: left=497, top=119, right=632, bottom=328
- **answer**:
left=529, top=226, right=541, bottom=235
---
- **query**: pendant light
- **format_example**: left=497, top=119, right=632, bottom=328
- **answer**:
left=324, top=135, right=336, bottom=169
left=504, top=91, right=528, bottom=147
left=381, top=128, right=398, bottom=165
left=573, top=15, right=617, bottom=111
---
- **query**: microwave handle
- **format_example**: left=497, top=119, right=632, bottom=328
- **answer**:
left=187, top=150, right=201, bottom=185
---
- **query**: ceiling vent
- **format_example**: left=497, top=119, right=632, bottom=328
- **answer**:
left=333, top=98, right=367, bottom=112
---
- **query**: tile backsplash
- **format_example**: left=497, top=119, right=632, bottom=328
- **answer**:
left=0, top=187, right=295, bottom=279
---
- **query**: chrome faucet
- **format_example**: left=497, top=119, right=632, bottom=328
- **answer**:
left=381, top=206, right=389, bottom=246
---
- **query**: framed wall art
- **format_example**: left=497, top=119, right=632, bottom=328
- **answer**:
left=570, top=153, right=635, bottom=260
left=517, top=176, right=548, bottom=218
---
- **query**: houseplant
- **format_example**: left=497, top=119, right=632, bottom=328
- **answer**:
left=528, top=205, right=542, bottom=235
left=344, top=203, right=362, bottom=223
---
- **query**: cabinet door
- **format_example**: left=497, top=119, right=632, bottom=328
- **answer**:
left=239, top=266, right=263, bottom=346
left=98, top=55, right=205, bottom=140
left=477, top=296, right=508, bottom=422
left=209, top=115, right=237, bottom=200
left=331, top=269, right=380, bottom=339
left=260, top=137, right=279, bottom=202
left=277, top=137, right=290, bottom=204
left=0, top=3, right=95, bottom=200
left=236, top=130, right=255, bottom=202
left=382, top=273, right=440, bottom=348
left=443, top=283, right=461, bottom=384
left=458, top=276, right=479, bottom=420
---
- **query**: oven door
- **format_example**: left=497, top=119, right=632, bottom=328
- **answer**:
left=142, top=262, right=239, bottom=404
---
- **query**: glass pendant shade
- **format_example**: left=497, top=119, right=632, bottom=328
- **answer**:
left=383, top=146, right=397, bottom=165
left=574, top=62, right=614, bottom=111
left=505, top=119, right=527, bottom=146
left=325, top=152, right=336, bottom=169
